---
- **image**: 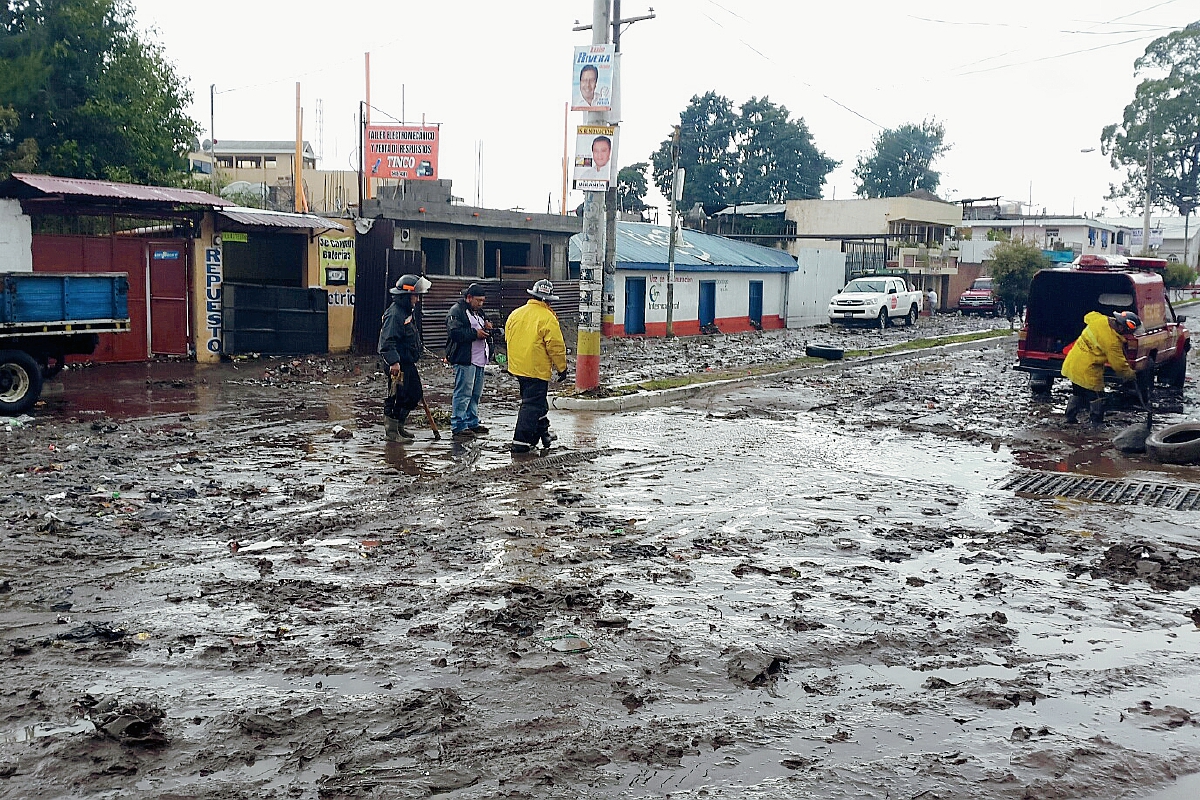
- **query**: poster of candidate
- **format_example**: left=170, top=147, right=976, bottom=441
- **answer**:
left=573, top=125, right=617, bottom=192
left=570, top=44, right=614, bottom=112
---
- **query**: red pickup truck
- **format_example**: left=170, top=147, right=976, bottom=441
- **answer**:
left=1016, top=255, right=1190, bottom=396
left=957, top=276, right=1004, bottom=316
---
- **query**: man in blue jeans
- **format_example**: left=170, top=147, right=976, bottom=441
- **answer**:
left=445, top=283, right=494, bottom=438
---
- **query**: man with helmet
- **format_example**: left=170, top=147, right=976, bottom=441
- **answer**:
left=1061, top=310, right=1140, bottom=427
left=504, top=279, right=569, bottom=453
left=378, top=273, right=431, bottom=442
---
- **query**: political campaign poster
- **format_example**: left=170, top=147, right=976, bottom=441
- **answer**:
left=570, top=44, right=614, bottom=112
left=573, top=125, right=617, bottom=192
left=365, top=125, right=439, bottom=181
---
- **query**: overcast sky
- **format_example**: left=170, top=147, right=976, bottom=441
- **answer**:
left=132, top=0, right=1194, bottom=219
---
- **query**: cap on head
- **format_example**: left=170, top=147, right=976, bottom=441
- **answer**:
left=527, top=279, right=559, bottom=302
left=1111, top=311, right=1140, bottom=333
left=464, top=283, right=487, bottom=298
left=390, top=274, right=431, bottom=295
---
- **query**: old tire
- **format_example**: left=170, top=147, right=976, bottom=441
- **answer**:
left=0, top=350, right=44, bottom=416
left=805, top=344, right=844, bottom=360
left=1146, top=422, right=1200, bottom=465
left=906, top=305, right=918, bottom=326
left=877, top=308, right=889, bottom=330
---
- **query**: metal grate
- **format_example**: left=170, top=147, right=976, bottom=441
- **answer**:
left=1000, top=471, right=1200, bottom=511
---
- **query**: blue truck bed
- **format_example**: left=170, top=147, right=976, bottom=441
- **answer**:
left=1, top=272, right=130, bottom=333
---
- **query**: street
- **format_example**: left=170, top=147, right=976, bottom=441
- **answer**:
left=2, top=322, right=1199, bottom=799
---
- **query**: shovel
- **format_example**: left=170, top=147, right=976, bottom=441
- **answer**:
left=1112, top=376, right=1152, bottom=453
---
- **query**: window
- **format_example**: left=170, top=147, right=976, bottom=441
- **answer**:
left=216, top=156, right=234, bottom=169
left=236, top=157, right=262, bottom=169
left=264, top=157, right=277, bottom=168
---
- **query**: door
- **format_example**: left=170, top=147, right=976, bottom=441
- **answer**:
left=148, top=241, right=190, bottom=355
left=699, top=281, right=716, bottom=327
left=748, top=280, right=763, bottom=327
left=624, top=277, right=646, bottom=335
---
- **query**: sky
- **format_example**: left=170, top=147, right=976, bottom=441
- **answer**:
left=132, top=0, right=1196, bottom=220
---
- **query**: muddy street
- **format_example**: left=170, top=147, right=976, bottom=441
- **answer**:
left=2, top=327, right=1200, bottom=800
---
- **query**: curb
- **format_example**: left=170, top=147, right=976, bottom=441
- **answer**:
left=552, top=331, right=1016, bottom=412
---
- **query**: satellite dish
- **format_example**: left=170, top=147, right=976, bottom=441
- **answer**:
left=190, top=137, right=201, bottom=152
left=201, top=139, right=213, bottom=152
left=354, top=218, right=374, bottom=235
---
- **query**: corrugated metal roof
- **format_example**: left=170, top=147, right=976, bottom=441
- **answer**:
left=712, top=203, right=786, bottom=216
left=966, top=218, right=1126, bottom=233
left=218, top=207, right=344, bottom=231
left=570, top=221, right=796, bottom=272
left=6, top=173, right=229, bottom=206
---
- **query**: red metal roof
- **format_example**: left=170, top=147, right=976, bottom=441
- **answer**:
left=6, top=173, right=229, bottom=207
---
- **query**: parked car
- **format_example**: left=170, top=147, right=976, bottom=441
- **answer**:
left=828, top=276, right=922, bottom=328
left=957, top=276, right=1004, bottom=316
left=1015, top=255, right=1190, bottom=395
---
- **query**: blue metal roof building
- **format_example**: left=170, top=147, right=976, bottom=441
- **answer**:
left=570, top=221, right=797, bottom=272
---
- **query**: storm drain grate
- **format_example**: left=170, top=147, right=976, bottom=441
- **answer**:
left=999, top=471, right=1200, bottom=511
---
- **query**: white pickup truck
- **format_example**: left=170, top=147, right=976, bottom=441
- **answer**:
left=827, top=276, right=923, bottom=328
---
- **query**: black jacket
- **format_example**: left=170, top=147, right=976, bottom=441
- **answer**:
left=378, top=298, right=422, bottom=367
left=445, top=300, right=489, bottom=366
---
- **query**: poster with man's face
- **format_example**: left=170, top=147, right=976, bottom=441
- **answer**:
left=573, top=125, right=618, bottom=192
left=570, top=45, right=614, bottom=112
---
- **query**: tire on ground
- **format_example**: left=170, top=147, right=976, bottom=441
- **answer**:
left=1029, top=374, right=1053, bottom=396
left=0, top=349, right=44, bottom=416
left=805, top=344, right=844, bottom=360
left=1146, top=422, right=1200, bottom=465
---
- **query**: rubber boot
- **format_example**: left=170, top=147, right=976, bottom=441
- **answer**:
left=384, top=417, right=405, bottom=443
left=1088, top=398, right=1107, bottom=428
left=1064, top=395, right=1082, bottom=425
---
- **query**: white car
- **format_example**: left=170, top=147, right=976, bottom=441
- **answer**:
left=828, top=276, right=923, bottom=328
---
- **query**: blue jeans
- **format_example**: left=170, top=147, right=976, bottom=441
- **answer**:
left=451, top=364, right=485, bottom=433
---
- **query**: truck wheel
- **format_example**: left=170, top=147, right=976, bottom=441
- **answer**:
left=877, top=308, right=889, bottom=330
left=0, top=350, right=44, bottom=416
left=905, top=305, right=918, bottom=326
left=1029, top=374, right=1053, bottom=397
left=1158, top=352, right=1187, bottom=388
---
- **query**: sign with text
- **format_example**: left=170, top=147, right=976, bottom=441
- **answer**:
left=570, top=45, right=614, bottom=112
left=573, top=125, right=618, bottom=192
left=365, top=124, right=440, bottom=181
left=319, top=235, right=356, bottom=286
left=1128, top=228, right=1164, bottom=248
left=204, top=246, right=222, bottom=354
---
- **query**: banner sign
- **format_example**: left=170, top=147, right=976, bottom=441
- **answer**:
left=365, top=124, right=440, bottom=181
left=1128, top=228, right=1164, bottom=248
left=573, top=125, right=617, bottom=192
left=571, top=45, right=615, bottom=112
left=204, top=246, right=222, bottom=354
left=319, top=235, right=356, bottom=287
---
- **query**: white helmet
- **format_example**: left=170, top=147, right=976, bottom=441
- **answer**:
left=527, top=279, right=559, bottom=301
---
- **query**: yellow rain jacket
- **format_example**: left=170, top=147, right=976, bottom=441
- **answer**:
left=505, top=299, right=567, bottom=381
left=1061, top=311, right=1136, bottom=391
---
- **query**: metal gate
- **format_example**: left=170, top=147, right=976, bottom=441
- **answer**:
left=222, top=284, right=328, bottom=355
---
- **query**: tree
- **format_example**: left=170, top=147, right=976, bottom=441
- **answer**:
left=853, top=119, right=949, bottom=198
left=650, top=92, right=836, bottom=209
left=0, top=0, right=199, bottom=184
left=615, top=161, right=649, bottom=213
left=650, top=91, right=737, bottom=209
left=1101, top=23, right=1200, bottom=220
left=1163, top=261, right=1197, bottom=290
left=734, top=96, right=836, bottom=203
left=988, top=239, right=1049, bottom=326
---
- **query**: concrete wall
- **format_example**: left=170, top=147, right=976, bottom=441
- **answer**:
left=611, top=269, right=789, bottom=337
left=0, top=199, right=33, bottom=273
left=786, top=196, right=962, bottom=240
left=786, top=248, right=846, bottom=327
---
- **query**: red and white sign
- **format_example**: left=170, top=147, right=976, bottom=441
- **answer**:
left=365, top=125, right=440, bottom=181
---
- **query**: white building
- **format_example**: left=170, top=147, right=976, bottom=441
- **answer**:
left=1097, top=215, right=1200, bottom=269
left=961, top=217, right=1131, bottom=260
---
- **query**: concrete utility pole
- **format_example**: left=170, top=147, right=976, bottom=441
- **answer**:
left=665, top=125, right=680, bottom=337
left=1143, top=112, right=1154, bottom=256
left=209, top=84, right=217, bottom=196
left=575, top=0, right=611, bottom=392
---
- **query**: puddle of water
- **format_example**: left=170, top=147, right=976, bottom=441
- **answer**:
left=1, top=719, right=95, bottom=744
left=1144, top=771, right=1200, bottom=799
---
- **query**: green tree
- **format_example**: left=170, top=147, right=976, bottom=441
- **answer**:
left=853, top=119, right=949, bottom=198
left=1101, top=23, right=1200, bottom=221
left=615, top=161, right=649, bottom=212
left=0, top=0, right=199, bottom=184
left=988, top=239, right=1049, bottom=325
left=650, top=91, right=737, bottom=209
left=650, top=92, right=836, bottom=208
left=734, top=96, right=836, bottom=203
left=1163, top=261, right=1197, bottom=289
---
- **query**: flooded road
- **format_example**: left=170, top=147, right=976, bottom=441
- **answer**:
left=2, top=334, right=1199, bottom=799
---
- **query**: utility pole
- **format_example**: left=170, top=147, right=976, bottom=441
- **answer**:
left=1143, top=111, right=1154, bottom=256
left=209, top=84, right=217, bottom=196
left=575, top=0, right=611, bottom=392
left=665, top=125, right=681, bottom=337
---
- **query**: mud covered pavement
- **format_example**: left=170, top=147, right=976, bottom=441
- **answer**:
left=2, top=319, right=1200, bottom=799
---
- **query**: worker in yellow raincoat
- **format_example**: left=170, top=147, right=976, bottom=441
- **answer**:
left=505, top=280, right=569, bottom=453
left=1061, top=310, right=1140, bottom=427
